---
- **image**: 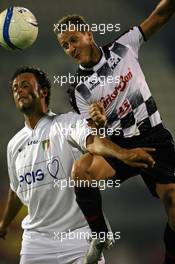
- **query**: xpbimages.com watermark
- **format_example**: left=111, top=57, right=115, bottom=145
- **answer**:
left=54, top=21, right=121, bottom=35
left=53, top=178, right=120, bottom=191
left=53, top=73, right=120, bottom=87
left=59, top=122, right=122, bottom=139
left=53, top=230, right=121, bottom=242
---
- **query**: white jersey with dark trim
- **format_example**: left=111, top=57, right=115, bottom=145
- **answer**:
left=7, top=112, right=91, bottom=254
left=73, top=26, right=162, bottom=137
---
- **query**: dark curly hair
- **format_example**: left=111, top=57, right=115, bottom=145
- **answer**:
left=11, top=67, right=51, bottom=106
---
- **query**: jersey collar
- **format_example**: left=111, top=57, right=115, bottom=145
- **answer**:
left=24, top=110, right=55, bottom=132
left=79, top=47, right=106, bottom=72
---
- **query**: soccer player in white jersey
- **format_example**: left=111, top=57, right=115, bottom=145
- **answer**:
left=0, top=67, right=155, bottom=264
left=55, top=1, right=175, bottom=263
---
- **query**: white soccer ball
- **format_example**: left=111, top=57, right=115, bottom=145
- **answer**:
left=0, top=6, right=38, bottom=50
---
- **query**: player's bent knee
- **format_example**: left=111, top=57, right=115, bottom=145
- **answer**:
left=71, top=153, right=94, bottom=179
left=71, top=154, right=116, bottom=181
left=87, top=155, right=116, bottom=181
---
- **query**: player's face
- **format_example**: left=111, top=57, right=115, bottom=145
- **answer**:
left=58, top=29, right=94, bottom=65
left=12, top=73, right=43, bottom=113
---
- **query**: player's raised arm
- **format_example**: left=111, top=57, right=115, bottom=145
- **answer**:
left=140, top=0, right=175, bottom=40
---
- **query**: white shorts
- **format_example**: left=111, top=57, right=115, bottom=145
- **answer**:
left=20, top=252, right=105, bottom=264
left=20, top=227, right=105, bottom=264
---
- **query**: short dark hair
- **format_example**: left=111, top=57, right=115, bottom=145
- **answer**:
left=11, top=67, right=51, bottom=106
left=54, top=14, right=88, bottom=34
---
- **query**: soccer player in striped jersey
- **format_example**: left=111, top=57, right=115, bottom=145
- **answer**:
left=55, top=1, right=175, bottom=263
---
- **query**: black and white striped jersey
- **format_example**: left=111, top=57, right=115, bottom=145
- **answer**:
left=71, top=26, right=162, bottom=137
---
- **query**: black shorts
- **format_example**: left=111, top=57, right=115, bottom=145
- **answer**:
left=106, top=124, right=175, bottom=197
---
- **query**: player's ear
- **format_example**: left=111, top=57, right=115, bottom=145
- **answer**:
left=40, top=87, right=48, bottom=98
left=86, top=31, right=93, bottom=41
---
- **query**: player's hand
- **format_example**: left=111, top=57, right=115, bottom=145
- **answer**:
left=0, top=221, right=8, bottom=240
left=89, top=102, right=107, bottom=127
left=121, top=147, right=156, bottom=169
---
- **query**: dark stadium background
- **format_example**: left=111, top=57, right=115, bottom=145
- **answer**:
left=0, top=0, right=175, bottom=263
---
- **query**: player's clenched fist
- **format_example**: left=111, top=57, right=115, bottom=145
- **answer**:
left=89, top=102, right=107, bottom=127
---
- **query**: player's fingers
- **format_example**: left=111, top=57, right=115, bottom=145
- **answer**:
left=131, top=150, right=155, bottom=167
left=90, top=112, right=102, bottom=121
left=129, top=161, right=148, bottom=169
left=97, top=102, right=104, bottom=107
left=90, top=103, right=104, bottom=114
left=90, top=109, right=102, bottom=117
left=89, top=105, right=96, bottom=111
left=142, top=147, right=156, bottom=152
left=145, top=159, right=155, bottom=168
left=90, top=107, right=100, bottom=113
left=96, top=102, right=104, bottom=111
left=90, top=115, right=101, bottom=122
left=90, top=109, right=101, bottom=116
left=139, top=154, right=155, bottom=167
left=90, top=103, right=99, bottom=111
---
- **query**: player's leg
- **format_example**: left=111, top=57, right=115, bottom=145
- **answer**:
left=141, top=165, right=175, bottom=263
left=72, top=153, right=116, bottom=263
left=72, top=152, right=138, bottom=263
left=156, top=183, right=175, bottom=264
left=72, top=153, right=115, bottom=236
left=141, top=127, right=175, bottom=264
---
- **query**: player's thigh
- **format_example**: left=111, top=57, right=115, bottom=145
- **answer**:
left=89, top=154, right=116, bottom=180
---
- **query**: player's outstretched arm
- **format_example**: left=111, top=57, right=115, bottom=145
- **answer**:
left=0, top=188, right=23, bottom=239
left=140, top=0, right=175, bottom=40
left=71, top=135, right=155, bottom=182
left=86, top=135, right=155, bottom=169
